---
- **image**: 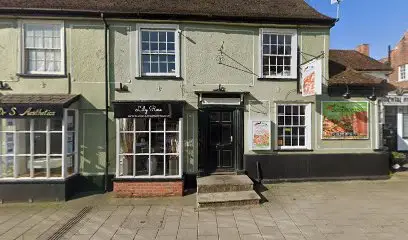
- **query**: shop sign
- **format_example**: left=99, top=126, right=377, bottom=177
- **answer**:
left=0, top=105, right=62, bottom=118
left=250, top=120, right=271, bottom=150
left=322, top=101, right=369, bottom=140
left=114, top=102, right=172, bottom=118
left=301, top=59, right=322, bottom=97
left=381, top=95, right=408, bottom=106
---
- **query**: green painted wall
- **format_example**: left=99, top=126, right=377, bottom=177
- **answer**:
left=0, top=18, right=380, bottom=176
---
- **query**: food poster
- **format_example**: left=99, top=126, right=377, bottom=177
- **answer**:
left=251, top=121, right=271, bottom=150
left=322, top=101, right=369, bottom=139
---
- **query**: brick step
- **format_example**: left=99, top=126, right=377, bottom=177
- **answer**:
left=197, top=175, right=254, bottom=193
left=197, top=190, right=261, bottom=208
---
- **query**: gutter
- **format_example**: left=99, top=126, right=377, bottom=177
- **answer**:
left=101, top=13, right=110, bottom=193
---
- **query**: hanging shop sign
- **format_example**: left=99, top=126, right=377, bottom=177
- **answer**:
left=0, top=105, right=62, bottom=118
left=322, top=101, right=369, bottom=140
left=250, top=120, right=271, bottom=150
left=301, top=59, right=322, bottom=97
left=114, top=102, right=173, bottom=118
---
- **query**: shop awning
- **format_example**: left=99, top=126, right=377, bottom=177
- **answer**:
left=0, top=94, right=80, bottom=118
left=112, top=100, right=185, bottom=118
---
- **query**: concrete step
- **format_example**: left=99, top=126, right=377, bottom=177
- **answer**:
left=197, top=175, right=253, bottom=193
left=197, top=190, right=261, bottom=208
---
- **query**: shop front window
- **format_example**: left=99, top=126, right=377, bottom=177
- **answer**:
left=0, top=110, right=78, bottom=179
left=117, top=118, right=181, bottom=178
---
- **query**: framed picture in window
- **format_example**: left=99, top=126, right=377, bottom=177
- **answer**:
left=250, top=120, right=271, bottom=150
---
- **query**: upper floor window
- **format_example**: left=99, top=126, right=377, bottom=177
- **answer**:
left=399, top=64, right=408, bottom=81
left=138, top=25, right=179, bottom=77
left=261, top=29, right=298, bottom=79
left=22, top=22, right=64, bottom=75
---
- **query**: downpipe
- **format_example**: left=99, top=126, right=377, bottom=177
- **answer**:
left=101, top=13, right=110, bottom=192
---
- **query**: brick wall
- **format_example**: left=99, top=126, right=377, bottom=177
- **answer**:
left=389, top=32, right=408, bottom=83
left=113, top=181, right=183, bottom=197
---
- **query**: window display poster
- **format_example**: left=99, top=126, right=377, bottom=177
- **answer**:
left=322, top=101, right=369, bottom=139
left=251, top=121, right=271, bottom=150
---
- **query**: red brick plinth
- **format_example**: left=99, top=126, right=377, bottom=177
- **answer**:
left=113, top=180, right=184, bottom=197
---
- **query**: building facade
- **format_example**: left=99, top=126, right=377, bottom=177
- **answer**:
left=379, top=32, right=408, bottom=151
left=0, top=1, right=389, bottom=201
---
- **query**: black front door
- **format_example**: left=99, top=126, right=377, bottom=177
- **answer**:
left=208, top=110, right=234, bottom=171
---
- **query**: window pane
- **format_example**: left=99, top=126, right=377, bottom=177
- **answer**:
left=16, top=133, right=30, bottom=154
left=166, top=155, right=179, bottom=176
left=0, top=132, right=14, bottom=155
left=135, top=155, right=149, bottom=176
left=50, top=119, right=62, bottom=131
left=50, top=133, right=62, bottom=154
left=166, top=120, right=179, bottom=131
left=278, top=35, right=284, bottom=44
left=167, top=32, right=175, bottom=42
left=151, top=133, right=164, bottom=153
left=151, top=118, right=164, bottom=131
left=50, top=156, right=62, bottom=177
left=151, top=155, right=164, bottom=176
left=67, top=111, right=75, bottom=131
left=16, top=156, right=30, bottom=178
left=67, top=155, right=75, bottom=176
left=33, top=156, right=47, bottom=177
left=34, top=119, right=46, bottom=131
left=135, top=133, right=149, bottom=154
left=119, top=155, right=133, bottom=176
left=135, top=118, right=148, bottom=131
left=34, top=133, right=46, bottom=154
left=150, top=32, right=158, bottom=41
left=120, top=133, right=134, bottom=154
left=142, top=31, right=149, bottom=41
left=166, top=133, right=179, bottom=153
left=15, top=119, right=30, bottom=131
left=119, top=119, right=134, bottom=132
left=0, top=156, right=14, bottom=177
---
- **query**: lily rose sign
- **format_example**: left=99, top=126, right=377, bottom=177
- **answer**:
left=322, top=101, right=369, bottom=140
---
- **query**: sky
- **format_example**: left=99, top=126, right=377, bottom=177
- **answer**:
left=307, top=0, right=407, bottom=60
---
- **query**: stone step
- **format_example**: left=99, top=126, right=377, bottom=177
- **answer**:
left=197, top=190, right=261, bottom=208
left=197, top=175, right=254, bottom=193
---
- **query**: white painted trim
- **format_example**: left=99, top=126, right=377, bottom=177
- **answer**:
left=179, top=117, right=183, bottom=176
left=259, top=28, right=298, bottom=79
left=74, top=109, right=79, bottom=174
left=136, top=24, right=180, bottom=77
left=46, top=119, right=50, bottom=178
left=398, top=64, right=408, bottom=81
left=62, top=110, right=67, bottom=178
left=274, top=103, right=311, bottom=150
left=115, top=119, right=120, bottom=177
left=19, top=20, right=66, bottom=75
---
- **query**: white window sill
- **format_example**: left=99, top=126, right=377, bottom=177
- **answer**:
left=17, top=73, right=67, bottom=78
left=276, top=147, right=312, bottom=152
left=114, top=176, right=182, bottom=180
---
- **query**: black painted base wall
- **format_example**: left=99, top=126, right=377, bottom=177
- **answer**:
left=0, top=175, right=80, bottom=203
left=245, top=152, right=390, bottom=182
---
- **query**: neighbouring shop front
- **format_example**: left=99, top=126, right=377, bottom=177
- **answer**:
left=0, top=94, right=80, bottom=202
left=112, top=101, right=185, bottom=197
left=381, top=94, right=408, bottom=151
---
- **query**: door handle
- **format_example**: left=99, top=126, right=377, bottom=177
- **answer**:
left=230, top=136, right=233, bottom=143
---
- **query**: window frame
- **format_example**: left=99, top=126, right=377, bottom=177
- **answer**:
left=399, top=64, right=408, bottom=81
left=260, top=28, right=298, bottom=79
left=116, top=117, right=183, bottom=179
left=0, top=110, right=78, bottom=180
left=137, top=24, right=180, bottom=77
left=275, top=103, right=312, bottom=150
left=20, top=20, right=65, bottom=76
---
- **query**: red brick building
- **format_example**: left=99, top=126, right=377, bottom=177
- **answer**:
left=380, top=31, right=408, bottom=86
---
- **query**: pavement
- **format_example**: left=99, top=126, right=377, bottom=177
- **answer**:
left=1, top=173, right=408, bottom=240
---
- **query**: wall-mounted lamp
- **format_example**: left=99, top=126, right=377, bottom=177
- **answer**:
left=367, top=87, right=377, bottom=101
left=342, top=85, right=350, bottom=99
left=0, top=81, right=12, bottom=90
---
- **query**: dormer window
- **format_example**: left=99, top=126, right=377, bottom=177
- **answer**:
left=260, top=28, right=298, bottom=79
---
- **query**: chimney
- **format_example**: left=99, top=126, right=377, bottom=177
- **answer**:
left=356, top=44, right=370, bottom=56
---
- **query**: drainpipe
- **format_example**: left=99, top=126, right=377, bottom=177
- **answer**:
left=101, top=13, right=110, bottom=192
